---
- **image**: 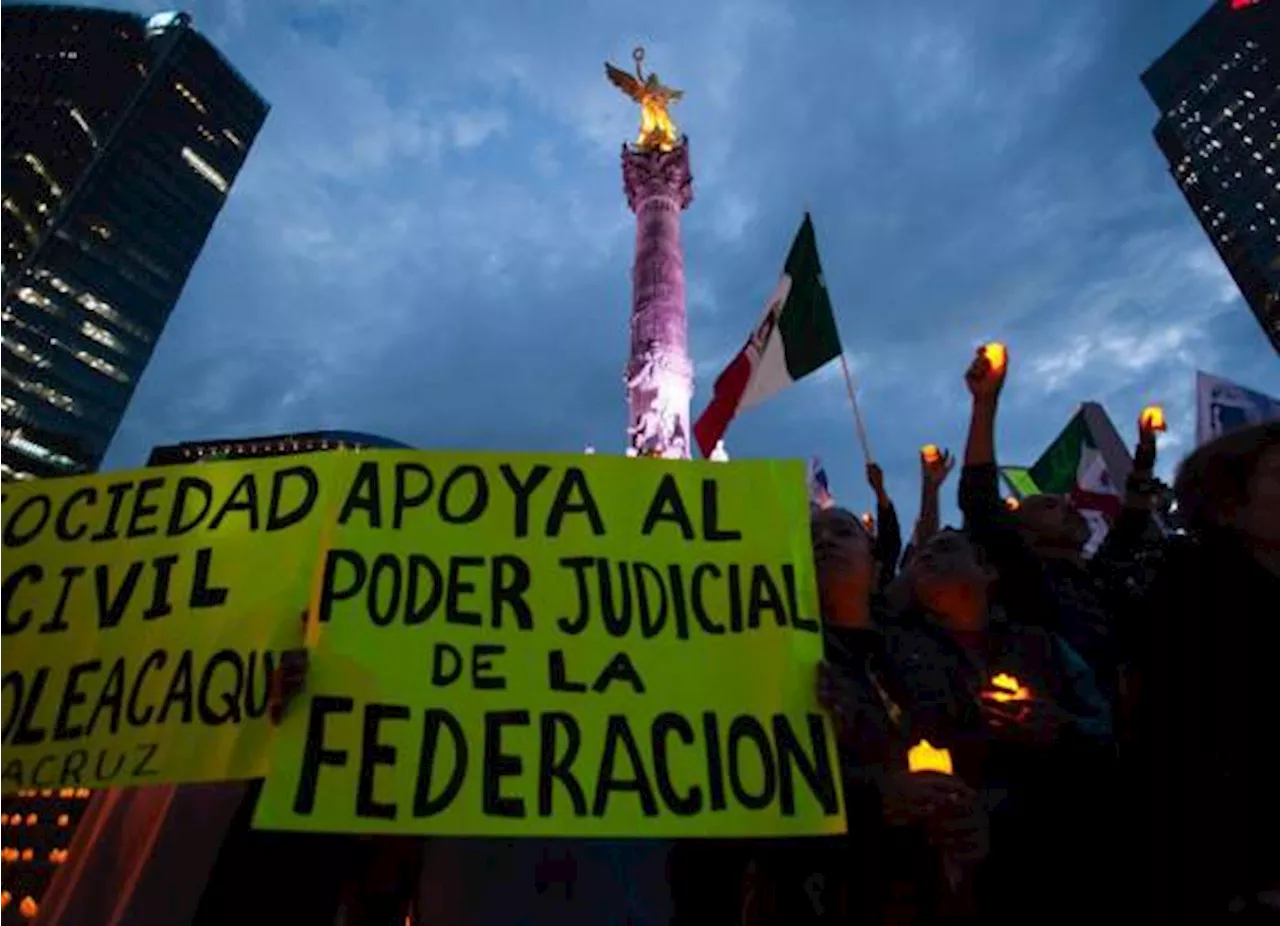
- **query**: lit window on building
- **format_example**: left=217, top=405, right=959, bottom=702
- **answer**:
left=80, top=320, right=125, bottom=353
left=14, top=287, right=52, bottom=309
left=22, top=152, right=63, bottom=197
left=74, top=349, right=130, bottom=383
left=174, top=80, right=207, bottom=114
left=68, top=106, right=97, bottom=145
left=180, top=146, right=228, bottom=193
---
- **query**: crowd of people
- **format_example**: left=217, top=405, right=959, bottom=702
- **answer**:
left=697, top=346, right=1279, bottom=924
left=35, top=347, right=1279, bottom=925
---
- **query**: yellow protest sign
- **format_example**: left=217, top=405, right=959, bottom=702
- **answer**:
left=1, top=456, right=335, bottom=791
left=254, top=451, right=844, bottom=838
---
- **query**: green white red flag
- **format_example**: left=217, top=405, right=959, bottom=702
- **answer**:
left=1029, top=409, right=1122, bottom=519
left=694, top=214, right=842, bottom=458
left=1003, top=406, right=1126, bottom=555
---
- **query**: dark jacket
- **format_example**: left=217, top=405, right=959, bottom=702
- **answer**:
left=1125, top=531, right=1280, bottom=921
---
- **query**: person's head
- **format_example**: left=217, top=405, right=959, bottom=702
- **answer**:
left=1016, top=494, right=1090, bottom=556
left=811, top=506, right=874, bottom=628
left=1174, top=421, right=1280, bottom=552
left=902, top=528, right=995, bottom=632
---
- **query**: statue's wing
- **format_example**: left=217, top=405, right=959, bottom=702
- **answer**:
left=605, top=62, right=645, bottom=102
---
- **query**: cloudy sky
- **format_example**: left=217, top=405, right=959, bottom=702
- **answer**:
left=98, top=0, right=1279, bottom=522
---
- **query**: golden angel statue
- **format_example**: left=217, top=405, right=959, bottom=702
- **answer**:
left=605, top=47, right=684, bottom=152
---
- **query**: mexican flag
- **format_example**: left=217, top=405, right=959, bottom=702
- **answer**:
left=1027, top=409, right=1123, bottom=554
left=693, top=214, right=842, bottom=458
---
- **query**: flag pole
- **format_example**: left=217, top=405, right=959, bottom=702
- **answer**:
left=840, top=352, right=873, bottom=464
left=806, top=202, right=874, bottom=473
left=806, top=200, right=873, bottom=465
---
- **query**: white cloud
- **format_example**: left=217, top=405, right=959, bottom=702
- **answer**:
left=450, top=109, right=508, bottom=149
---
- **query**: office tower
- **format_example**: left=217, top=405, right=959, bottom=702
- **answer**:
left=2, top=7, right=269, bottom=481
left=1141, top=0, right=1280, bottom=353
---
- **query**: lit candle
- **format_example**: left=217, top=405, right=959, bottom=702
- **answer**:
left=1139, top=405, right=1167, bottom=433
left=986, top=673, right=1031, bottom=703
left=907, top=739, right=954, bottom=775
left=920, top=444, right=941, bottom=464
left=982, top=342, right=1008, bottom=373
left=1004, top=496, right=1021, bottom=511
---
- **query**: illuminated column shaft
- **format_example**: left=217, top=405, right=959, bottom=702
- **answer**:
left=622, top=141, right=694, bottom=458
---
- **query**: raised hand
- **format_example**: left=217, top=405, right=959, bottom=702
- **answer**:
left=921, top=446, right=955, bottom=489
left=964, top=344, right=1007, bottom=403
left=866, top=461, right=886, bottom=495
left=1135, top=406, right=1163, bottom=473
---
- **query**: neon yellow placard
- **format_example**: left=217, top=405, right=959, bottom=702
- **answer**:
left=253, top=451, right=844, bottom=838
left=1, top=456, right=336, bottom=791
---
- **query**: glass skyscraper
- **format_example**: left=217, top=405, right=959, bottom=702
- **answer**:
left=2, top=6, right=269, bottom=481
left=1141, top=0, right=1280, bottom=354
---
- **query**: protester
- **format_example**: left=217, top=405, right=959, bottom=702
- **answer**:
left=804, top=504, right=989, bottom=924
left=908, top=446, right=955, bottom=560
left=1124, top=420, right=1280, bottom=923
left=889, top=346, right=1112, bottom=921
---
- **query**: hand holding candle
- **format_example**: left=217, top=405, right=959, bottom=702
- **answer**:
left=984, top=672, right=1031, bottom=703
left=920, top=445, right=955, bottom=488
left=979, top=673, right=1034, bottom=727
left=965, top=343, right=1008, bottom=401
left=1139, top=404, right=1167, bottom=434
left=979, top=673, right=1068, bottom=745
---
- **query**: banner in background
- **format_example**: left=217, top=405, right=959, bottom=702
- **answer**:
left=1196, top=371, right=1280, bottom=446
left=1, top=456, right=332, bottom=791
left=252, top=451, right=843, bottom=838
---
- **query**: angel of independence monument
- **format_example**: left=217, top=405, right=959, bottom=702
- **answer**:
left=607, top=49, right=696, bottom=460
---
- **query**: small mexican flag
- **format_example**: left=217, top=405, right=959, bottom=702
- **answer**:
left=1028, top=409, right=1122, bottom=519
left=1024, top=407, right=1125, bottom=554
left=693, top=214, right=842, bottom=458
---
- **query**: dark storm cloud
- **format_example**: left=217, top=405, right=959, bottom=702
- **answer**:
left=94, top=0, right=1279, bottom=524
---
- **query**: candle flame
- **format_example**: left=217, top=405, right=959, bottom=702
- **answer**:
left=1140, top=405, right=1167, bottom=432
left=1004, top=496, right=1021, bottom=511
left=987, top=673, right=1031, bottom=703
left=921, top=444, right=941, bottom=463
left=861, top=513, right=874, bottom=531
left=982, top=342, right=1007, bottom=373
left=907, top=739, right=954, bottom=775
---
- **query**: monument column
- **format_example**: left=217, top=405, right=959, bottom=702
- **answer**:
left=623, top=143, right=694, bottom=458
left=605, top=47, right=695, bottom=459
